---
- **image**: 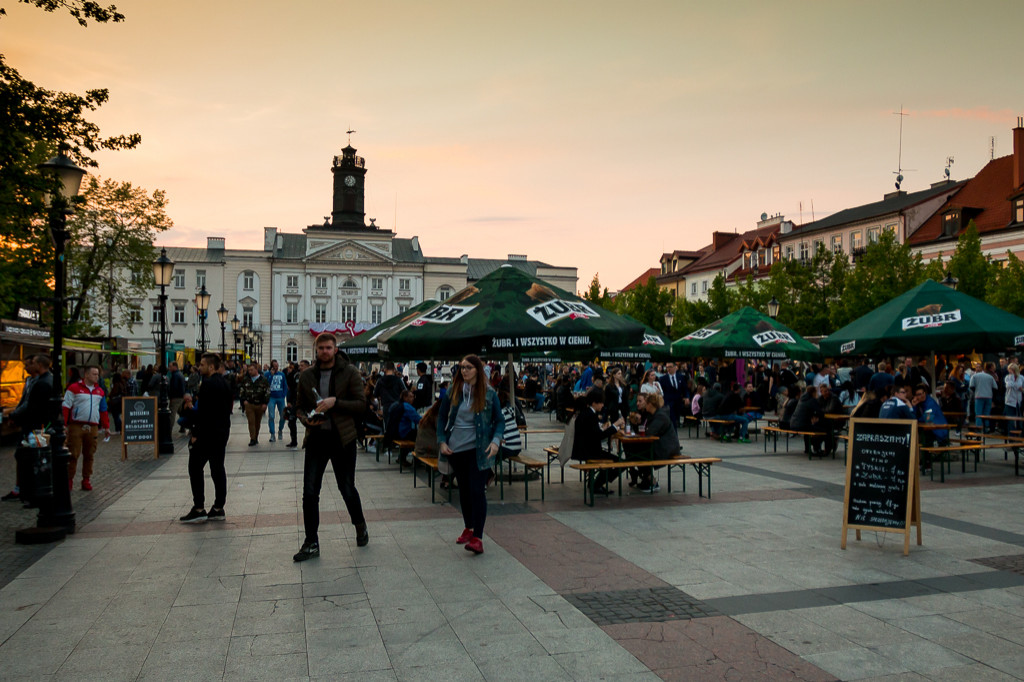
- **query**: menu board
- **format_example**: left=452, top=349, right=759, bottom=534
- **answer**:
left=121, top=397, right=158, bottom=460
left=842, top=417, right=921, bottom=555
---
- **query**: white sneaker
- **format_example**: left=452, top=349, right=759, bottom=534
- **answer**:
left=269, top=434, right=276, bottom=443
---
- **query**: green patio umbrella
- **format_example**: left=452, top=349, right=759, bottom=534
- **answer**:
left=336, top=298, right=438, bottom=360
left=375, top=265, right=646, bottom=360
left=819, top=279, right=1024, bottom=357
left=670, top=306, right=821, bottom=361
left=547, top=314, right=675, bottom=362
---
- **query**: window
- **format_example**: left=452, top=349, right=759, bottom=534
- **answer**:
left=798, top=242, right=809, bottom=261
left=371, top=304, right=383, bottom=325
left=438, top=286, right=453, bottom=301
left=867, top=227, right=880, bottom=244
left=749, top=251, right=759, bottom=269
left=371, top=277, right=383, bottom=290
left=285, top=341, right=298, bottom=363
left=243, top=272, right=254, bottom=291
left=1016, top=198, right=1024, bottom=224
left=130, top=270, right=145, bottom=285
left=151, top=305, right=161, bottom=324
left=885, top=223, right=897, bottom=234
left=701, top=280, right=708, bottom=293
left=315, top=275, right=328, bottom=289
left=129, top=306, right=142, bottom=323
left=173, top=303, right=186, bottom=324
left=242, top=307, right=253, bottom=328
left=286, top=302, right=298, bottom=324
left=314, top=303, right=328, bottom=323
left=399, top=278, right=410, bottom=291
left=340, top=304, right=357, bottom=322
left=173, top=269, right=185, bottom=288
left=942, top=210, right=961, bottom=237
left=196, top=270, right=206, bottom=289
left=399, top=304, right=409, bottom=314
left=831, top=235, right=843, bottom=254
left=814, top=240, right=825, bottom=253
left=691, top=282, right=697, bottom=295
left=286, top=275, right=299, bottom=288
left=342, top=278, right=357, bottom=289
left=850, top=230, right=863, bottom=251
left=784, top=245, right=794, bottom=260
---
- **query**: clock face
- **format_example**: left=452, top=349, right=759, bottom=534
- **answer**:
left=344, top=175, right=356, bottom=187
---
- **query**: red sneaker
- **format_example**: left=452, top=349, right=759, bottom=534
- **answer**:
left=81, top=479, right=92, bottom=491
left=456, top=528, right=474, bottom=545
left=464, top=537, right=483, bottom=554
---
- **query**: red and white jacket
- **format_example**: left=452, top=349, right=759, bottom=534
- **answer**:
left=62, top=380, right=110, bottom=430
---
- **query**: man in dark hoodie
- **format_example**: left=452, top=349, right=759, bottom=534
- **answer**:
left=179, top=354, right=234, bottom=524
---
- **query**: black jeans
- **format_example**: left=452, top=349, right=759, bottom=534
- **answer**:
left=287, top=405, right=297, bottom=444
left=448, top=449, right=488, bottom=538
left=189, top=431, right=229, bottom=510
left=302, top=429, right=365, bottom=544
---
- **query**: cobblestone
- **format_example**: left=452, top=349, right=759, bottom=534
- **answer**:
left=565, top=586, right=721, bottom=626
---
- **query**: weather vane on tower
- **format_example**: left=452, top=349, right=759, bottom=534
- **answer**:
left=346, top=128, right=356, bottom=145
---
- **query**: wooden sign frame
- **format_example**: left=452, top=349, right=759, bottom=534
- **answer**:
left=841, top=417, right=922, bottom=556
left=120, top=396, right=159, bottom=461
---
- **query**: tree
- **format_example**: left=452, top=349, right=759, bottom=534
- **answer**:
left=987, top=251, right=1024, bottom=317
left=706, top=274, right=735, bottom=320
left=840, top=230, right=925, bottom=325
left=612, top=275, right=674, bottom=331
left=0, top=2, right=140, bottom=317
left=947, top=221, right=993, bottom=301
left=581, top=273, right=611, bottom=309
left=63, top=176, right=171, bottom=336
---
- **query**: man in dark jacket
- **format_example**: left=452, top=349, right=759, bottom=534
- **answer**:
left=5, top=355, right=54, bottom=503
left=284, top=361, right=299, bottom=448
left=179, top=354, right=234, bottom=523
left=658, top=362, right=686, bottom=426
left=239, top=362, right=270, bottom=446
left=413, top=362, right=433, bottom=409
left=167, top=362, right=186, bottom=433
left=374, top=362, right=406, bottom=425
left=792, top=385, right=826, bottom=455
left=715, top=382, right=751, bottom=442
left=572, top=387, right=624, bottom=493
left=293, top=333, right=368, bottom=562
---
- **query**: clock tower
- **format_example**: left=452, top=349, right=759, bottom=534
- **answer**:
left=330, top=144, right=368, bottom=228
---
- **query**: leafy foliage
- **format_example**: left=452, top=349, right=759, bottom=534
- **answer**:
left=946, top=221, right=993, bottom=301
left=610, top=274, right=674, bottom=332
left=987, top=252, right=1024, bottom=318
left=5, top=0, right=124, bottom=26
left=838, top=230, right=926, bottom=329
left=581, top=273, right=612, bottom=308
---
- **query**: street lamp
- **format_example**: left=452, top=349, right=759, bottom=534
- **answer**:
left=767, top=296, right=780, bottom=319
left=194, top=283, right=211, bottom=353
left=217, top=303, right=228, bottom=359
left=663, top=309, right=675, bottom=336
left=231, top=314, right=240, bottom=362
left=151, top=247, right=175, bottom=456
left=20, top=153, right=86, bottom=542
left=940, top=271, right=959, bottom=290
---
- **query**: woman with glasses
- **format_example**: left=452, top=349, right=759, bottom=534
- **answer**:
left=438, top=354, right=504, bottom=555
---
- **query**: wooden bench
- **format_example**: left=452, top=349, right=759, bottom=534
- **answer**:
left=703, top=418, right=757, bottom=442
left=365, top=433, right=384, bottom=459
left=764, top=426, right=823, bottom=456
left=412, top=454, right=452, bottom=504
left=682, top=415, right=702, bottom=439
left=517, top=426, right=562, bottom=449
left=920, top=442, right=988, bottom=482
left=569, top=456, right=722, bottom=507
left=500, top=454, right=545, bottom=501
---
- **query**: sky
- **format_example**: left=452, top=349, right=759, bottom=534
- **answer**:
left=4, top=0, right=1022, bottom=291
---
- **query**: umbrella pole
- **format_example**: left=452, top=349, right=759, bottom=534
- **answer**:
left=930, top=353, right=936, bottom=393
left=508, top=352, right=516, bottom=409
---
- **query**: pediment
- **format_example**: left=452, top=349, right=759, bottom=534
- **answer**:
left=305, top=239, right=395, bottom=265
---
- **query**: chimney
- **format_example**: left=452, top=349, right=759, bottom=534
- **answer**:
left=1014, top=116, right=1024, bottom=191
left=207, top=236, right=225, bottom=251
left=712, top=231, right=734, bottom=250
left=411, top=235, right=420, bottom=253
left=264, top=227, right=277, bottom=251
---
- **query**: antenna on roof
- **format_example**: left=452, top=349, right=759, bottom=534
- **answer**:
left=990, top=136, right=996, bottom=160
left=944, top=156, right=954, bottom=180
left=892, top=106, right=916, bottom=190
left=811, top=199, right=815, bottom=222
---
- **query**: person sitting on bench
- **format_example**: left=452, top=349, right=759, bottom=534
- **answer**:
left=572, top=387, right=625, bottom=494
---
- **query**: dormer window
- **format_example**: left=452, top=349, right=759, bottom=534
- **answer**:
left=1014, top=198, right=1023, bottom=224
left=942, top=209, right=961, bottom=237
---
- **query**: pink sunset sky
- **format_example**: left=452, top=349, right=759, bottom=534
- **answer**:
left=5, top=0, right=1021, bottom=290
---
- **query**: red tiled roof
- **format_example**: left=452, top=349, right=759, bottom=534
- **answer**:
left=619, top=267, right=660, bottom=293
left=681, top=224, right=781, bottom=275
left=908, top=155, right=1014, bottom=245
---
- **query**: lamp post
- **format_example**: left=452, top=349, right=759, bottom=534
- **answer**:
left=940, top=271, right=959, bottom=290
left=241, top=322, right=250, bottom=362
left=194, top=284, right=211, bottom=353
left=231, top=314, right=240, bottom=362
left=767, top=296, right=780, bottom=319
left=19, top=153, right=86, bottom=542
left=217, top=303, right=228, bottom=359
left=152, top=248, right=176, bottom=455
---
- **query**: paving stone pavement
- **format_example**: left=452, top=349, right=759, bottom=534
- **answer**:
left=0, top=410, right=1021, bottom=680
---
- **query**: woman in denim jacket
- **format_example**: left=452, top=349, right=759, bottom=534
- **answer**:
left=438, top=354, right=504, bottom=555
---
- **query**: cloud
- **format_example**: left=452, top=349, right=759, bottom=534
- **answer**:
left=907, top=106, right=1016, bottom=123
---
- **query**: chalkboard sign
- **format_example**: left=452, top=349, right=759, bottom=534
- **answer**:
left=121, top=397, right=158, bottom=460
left=841, top=417, right=922, bottom=555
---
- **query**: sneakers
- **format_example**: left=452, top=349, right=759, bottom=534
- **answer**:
left=456, top=528, right=474, bottom=545
left=207, top=507, right=225, bottom=521
left=737, top=437, right=751, bottom=444
left=179, top=508, right=208, bottom=524
left=286, top=441, right=298, bottom=448
left=464, top=537, right=484, bottom=554
left=1, top=491, right=19, bottom=502
left=638, top=480, right=660, bottom=493
left=81, top=479, right=92, bottom=491
left=269, top=434, right=276, bottom=443
left=293, top=541, right=320, bottom=562
left=248, top=439, right=258, bottom=447
left=355, top=523, right=369, bottom=547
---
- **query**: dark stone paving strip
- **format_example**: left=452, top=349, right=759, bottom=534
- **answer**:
left=702, top=569, right=1024, bottom=617
left=971, top=553, right=1024, bottom=575
left=720, top=459, right=1024, bottom=547
left=486, top=513, right=836, bottom=680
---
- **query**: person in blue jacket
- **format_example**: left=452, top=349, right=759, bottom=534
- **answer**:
left=438, top=354, right=503, bottom=555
